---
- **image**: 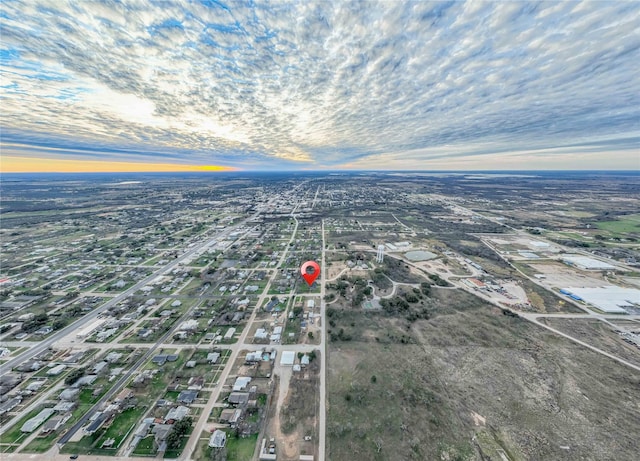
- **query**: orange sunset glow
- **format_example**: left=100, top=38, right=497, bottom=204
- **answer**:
left=1, top=156, right=238, bottom=173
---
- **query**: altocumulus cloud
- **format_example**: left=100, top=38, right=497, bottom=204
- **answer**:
left=1, top=0, right=639, bottom=170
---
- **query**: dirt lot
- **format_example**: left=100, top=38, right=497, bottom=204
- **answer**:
left=520, top=279, right=584, bottom=314
left=327, top=289, right=640, bottom=461
left=525, top=262, right=606, bottom=288
left=265, top=358, right=320, bottom=460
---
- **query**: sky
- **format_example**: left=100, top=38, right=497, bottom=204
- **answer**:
left=1, top=0, right=639, bottom=172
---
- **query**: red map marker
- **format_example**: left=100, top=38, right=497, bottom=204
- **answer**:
left=300, top=261, right=320, bottom=286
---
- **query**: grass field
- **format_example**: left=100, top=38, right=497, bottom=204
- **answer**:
left=0, top=406, right=49, bottom=447
left=97, top=406, right=147, bottom=449
left=327, top=288, right=640, bottom=461
left=226, top=433, right=258, bottom=461
left=22, top=432, right=58, bottom=453
left=596, top=214, right=640, bottom=235
left=132, top=435, right=155, bottom=455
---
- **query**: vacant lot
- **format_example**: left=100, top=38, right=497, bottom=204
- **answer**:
left=328, top=289, right=640, bottom=461
left=539, top=318, right=640, bottom=368
left=596, top=214, right=640, bottom=236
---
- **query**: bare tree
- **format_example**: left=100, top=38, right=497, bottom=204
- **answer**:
left=374, top=437, right=383, bottom=453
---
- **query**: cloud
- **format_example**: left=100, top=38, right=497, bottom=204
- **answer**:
left=1, top=0, right=639, bottom=170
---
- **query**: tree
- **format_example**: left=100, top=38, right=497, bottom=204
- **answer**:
left=65, top=367, right=85, bottom=386
left=166, top=416, right=193, bottom=449
left=21, top=313, right=48, bottom=333
left=404, top=292, right=419, bottom=303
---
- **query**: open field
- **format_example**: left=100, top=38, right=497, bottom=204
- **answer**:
left=539, top=318, right=640, bottom=368
left=328, top=289, right=640, bottom=461
left=596, top=214, right=640, bottom=235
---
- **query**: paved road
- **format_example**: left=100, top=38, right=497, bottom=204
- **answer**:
left=318, top=219, right=327, bottom=461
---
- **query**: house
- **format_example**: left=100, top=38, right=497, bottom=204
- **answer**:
left=93, top=361, right=109, bottom=375
left=15, top=360, right=42, bottom=372
left=73, top=375, right=98, bottom=387
left=219, top=408, right=243, bottom=426
left=152, top=355, right=168, bottom=365
left=104, top=352, right=122, bottom=363
left=185, top=360, right=196, bottom=368
left=152, top=423, right=173, bottom=449
left=114, top=388, right=134, bottom=403
left=164, top=405, right=190, bottom=423
left=209, top=429, right=227, bottom=448
left=254, top=328, right=268, bottom=340
left=265, top=299, right=280, bottom=311
left=129, top=421, right=152, bottom=451
left=59, top=388, right=80, bottom=401
left=0, top=397, right=21, bottom=417
left=188, top=376, right=204, bottom=390
left=223, top=327, right=236, bottom=340
left=53, top=401, right=75, bottom=412
left=84, top=412, right=109, bottom=435
left=25, top=381, right=45, bottom=392
left=21, top=408, right=55, bottom=433
left=47, top=364, right=66, bottom=376
left=151, top=354, right=178, bottom=367
left=179, top=320, right=198, bottom=331
left=96, top=328, right=118, bottom=342
left=259, top=437, right=277, bottom=460
left=271, top=327, right=282, bottom=341
left=307, top=299, right=315, bottom=308
left=207, top=352, right=220, bottom=364
left=40, top=413, right=71, bottom=434
left=245, top=351, right=262, bottom=363
left=232, top=312, right=244, bottom=322
left=34, top=326, right=53, bottom=336
left=280, top=351, right=295, bottom=366
left=228, top=392, right=250, bottom=405
left=233, top=377, right=251, bottom=391
left=177, top=390, right=198, bottom=405
left=64, top=351, right=85, bottom=364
